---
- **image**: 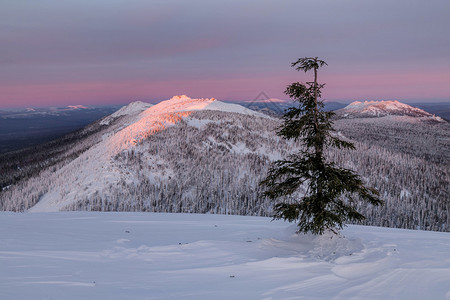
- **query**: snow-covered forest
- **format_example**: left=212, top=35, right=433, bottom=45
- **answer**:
left=0, top=101, right=448, bottom=232
left=332, top=117, right=449, bottom=231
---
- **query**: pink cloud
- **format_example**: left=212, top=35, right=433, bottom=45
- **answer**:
left=0, top=74, right=292, bottom=107
left=1, top=69, right=449, bottom=108
left=322, top=70, right=450, bottom=101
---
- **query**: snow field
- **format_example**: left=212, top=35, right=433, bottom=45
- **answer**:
left=1, top=212, right=449, bottom=299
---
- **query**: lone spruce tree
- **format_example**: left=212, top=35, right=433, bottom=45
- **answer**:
left=261, top=57, right=382, bottom=235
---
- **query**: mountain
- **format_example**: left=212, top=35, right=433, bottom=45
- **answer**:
left=66, top=105, right=89, bottom=110
left=235, top=100, right=346, bottom=117
left=0, top=95, right=448, bottom=232
left=412, top=102, right=450, bottom=121
left=335, top=100, right=445, bottom=122
left=0, top=104, right=111, bottom=119
left=0, top=104, right=122, bottom=153
left=323, top=101, right=348, bottom=111
left=4, top=95, right=272, bottom=213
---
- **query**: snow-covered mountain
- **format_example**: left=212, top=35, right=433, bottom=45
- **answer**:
left=9, top=95, right=272, bottom=212
left=66, top=105, right=89, bottom=110
left=335, top=100, right=444, bottom=121
left=1, top=95, right=448, bottom=232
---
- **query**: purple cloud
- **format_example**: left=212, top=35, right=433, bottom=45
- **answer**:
left=1, top=0, right=449, bottom=107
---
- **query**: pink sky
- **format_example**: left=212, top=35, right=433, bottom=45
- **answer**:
left=1, top=0, right=449, bottom=108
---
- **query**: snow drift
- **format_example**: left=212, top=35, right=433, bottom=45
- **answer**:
left=1, top=212, right=449, bottom=300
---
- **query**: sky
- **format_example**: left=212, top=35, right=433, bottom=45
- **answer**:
left=1, top=0, right=450, bottom=108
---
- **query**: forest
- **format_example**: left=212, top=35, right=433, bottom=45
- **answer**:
left=0, top=110, right=448, bottom=232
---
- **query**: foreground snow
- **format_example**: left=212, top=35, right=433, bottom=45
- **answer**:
left=1, top=213, right=449, bottom=300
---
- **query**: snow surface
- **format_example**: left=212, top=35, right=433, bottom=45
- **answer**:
left=1, top=212, right=449, bottom=300
left=142, top=95, right=268, bottom=118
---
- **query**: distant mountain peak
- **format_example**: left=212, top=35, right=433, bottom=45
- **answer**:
left=67, top=105, right=88, bottom=110
left=248, top=98, right=289, bottom=103
left=345, top=100, right=414, bottom=111
left=336, top=100, right=444, bottom=121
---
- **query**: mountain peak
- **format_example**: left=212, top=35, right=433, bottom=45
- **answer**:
left=336, top=100, right=443, bottom=121
left=99, top=101, right=153, bottom=125
left=27, top=95, right=268, bottom=212
left=168, top=95, right=216, bottom=102
left=345, top=100, right=411, bottom=111
left=170, top=94, right=191, bottom=101
left=67, top=105, right=88, bottom=110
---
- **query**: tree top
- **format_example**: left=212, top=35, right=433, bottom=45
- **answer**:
left=291, top=57, right=328, bottom=72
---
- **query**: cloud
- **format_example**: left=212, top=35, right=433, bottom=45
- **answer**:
left=1, top=0, right=449, bottom=107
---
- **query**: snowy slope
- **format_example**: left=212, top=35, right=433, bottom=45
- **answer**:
left=99, top=101, right=153, bottom=125
left=336, top=100, right=444, bottom=121
left=27, top=96, right=270, bottom=212
left=1, top=212, right=449, bottom=300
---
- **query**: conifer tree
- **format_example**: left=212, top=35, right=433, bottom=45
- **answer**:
left=261, top=57, right=382, bottom=235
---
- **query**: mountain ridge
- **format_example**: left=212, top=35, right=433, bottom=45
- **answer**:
left=335, top=100, right=444, bottom=122
left=27, top=95, right=270, bottom=212
left=1, top=95, right=448, bottom=232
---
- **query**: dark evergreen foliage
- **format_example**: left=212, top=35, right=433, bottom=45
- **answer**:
left=261, top=57, right=382, bottom=235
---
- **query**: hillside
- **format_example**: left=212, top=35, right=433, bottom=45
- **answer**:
left=332, top=116, right=449, bottom=231
left=2, top=95, right=275, bottom=213
left=0, top=96, right=448, bottom=232
left=1, top=212, right=449, bottom=300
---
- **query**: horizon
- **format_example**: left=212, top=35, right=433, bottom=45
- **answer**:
left=1, top=0, right=450, bottom=108
left=1, top=96, right=450, bottom=110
